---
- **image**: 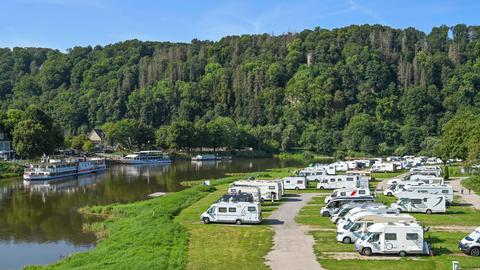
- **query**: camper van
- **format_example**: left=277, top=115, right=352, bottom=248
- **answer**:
left=336, top=205, right=400, bottom=227
left=281, top=177, right=307, bottom=190
left=383, top=181, right=425, bottom=196
left=355, top=222, right=430, bottom=256
left=391, top=194, right=446, bottom=214
left=332, top=162, right=349, bottom=172
left=410, top=166, right=442, bottom=177
left=228, top=185, right=262, bottom=202
left=331, top=203, right=387, bottom=224
left=408, top=174, right=444, bottom=184
left=459, top=227, right=480, bottom=256
left=320, top=196, right=375, bottom=217
left=324, top=188, right=371, bottom=203
left=316, top=175, right=369, bottom=190
left=337, top=213, right=416, bottom=244
left=201, top=201, right=262, bottom=225
left=395, top=184, right=453, bottom=204
left=231, top=180, right=283, bottom=201
left=370, top=163, right=396, bottom=173
left=218, top=193, right=254, bottom=203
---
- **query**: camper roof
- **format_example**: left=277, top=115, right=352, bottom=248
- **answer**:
left=350, top=212, right=415, bottom=222
left=367, top=222, right=422, bottom=232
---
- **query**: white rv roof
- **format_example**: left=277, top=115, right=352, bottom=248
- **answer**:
left=352, top=213, right=416, bottom=223
left=368, top=222, right=422, bottom=232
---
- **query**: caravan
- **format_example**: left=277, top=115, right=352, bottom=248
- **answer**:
left=200, top=201, right=262, bottom=225
left=281, top=177, right=306, bottom=190
left=317, top=175, right=369, bottom=190
left=336, top=205, right=400, bottom=227
left=324, top=188, right=371, bottom=203
left=395, top=184, right=453, bottom=204
left=408, top=174, right=444, bottom=184
left=332, top=162, right=349, bottom=172
left=336, top=213, right=416, bottom=244
left=383, top=181, right=425, bottom=196
left=355, top=222, right=430, bottom=256
left=231, top=180, right=283, bottom=201
left=370, top=163, right=396, bottom=173
left=391, top=194, right=446, bottom=214
left=227, top=185, right=262, bottom=203
left=320, top=196, right=375, bottom=217
left=459, top=227, right=480, bottom=256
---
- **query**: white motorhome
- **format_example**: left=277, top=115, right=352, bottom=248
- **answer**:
left=383, top=181, right=425, bottom=196
left=228, top=185, right=262, bottom=203
left=281, top=177, right=306, bottom=190
left=354, top=159, right=372, bottom=168
left=317, top=175, right=369, bottom=190
left=408, top=174, right=444, bottom=184
left=332, top=162, right=349, bottom=172
left=324, top=188, right=371, bottom=203
left=231, top=180, right=283, bottom=201
left=346, top=161, right=358, bottom=170
left=391, top=194, right=446, bottom=214
left=336, top=205, right=400, bottom=228
left=320, top=196, right=375, bottom=217
left=459, top=226, right=480, bottom=256
left=410, top=166, right=442, bottom=177
left=355, top=222, right=430, bottom=256
left=297, top=169, right=328, bottom=182
left=200, top=201, right=262, bottom=225
left=337, top=213, right=416, bottom=244
left=370, top=162, right=396, bottom=173
left=395, top=184, right=453, bottom=204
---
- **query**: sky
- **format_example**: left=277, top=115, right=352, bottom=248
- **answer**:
left=0, top=0, right=479, bottom=50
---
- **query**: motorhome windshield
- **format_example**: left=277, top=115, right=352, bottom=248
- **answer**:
left=466, top=230, right=480, bottom=241
left=331, top=191, right=338, bottom=197
left=343, top=220, right=354, bottom=230
left=207, top=207, right=215, bottom=214
left=361, top=232, right=372, bottom=241
left=398, top=198, right=409, bottom=206
left=348, top=222, right=362, bottom=232
left=339, top=208, right=352, bottom=217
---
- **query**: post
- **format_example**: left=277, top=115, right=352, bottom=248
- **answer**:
left=452, top=261, right=459, bottom=270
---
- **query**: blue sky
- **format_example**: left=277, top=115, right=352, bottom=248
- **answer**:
left=1, top=0, right=478, bottom=50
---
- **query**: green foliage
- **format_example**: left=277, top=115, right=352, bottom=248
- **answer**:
left=443, top=165, right=450, bottom=180
left=102, top=119, right=154, bottom=149
left=82, top=140, right=94, bottom=153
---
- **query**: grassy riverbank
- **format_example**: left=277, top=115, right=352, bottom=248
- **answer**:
left=0, top=162, right=23, bottom=178
left=462, top=176, right=480, bottom=194
left=25, top=167, right=295, bottom=270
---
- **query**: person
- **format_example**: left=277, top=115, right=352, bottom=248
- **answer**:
left=469, top=188, right=471, bottom=195
left=461, top=188, right=464, bottom=195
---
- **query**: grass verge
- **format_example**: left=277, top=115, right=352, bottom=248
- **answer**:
left=0, top=161, right=23, bottom=178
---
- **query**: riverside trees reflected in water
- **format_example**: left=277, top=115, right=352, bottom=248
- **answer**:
left=0, top=158, right=301, bottom=269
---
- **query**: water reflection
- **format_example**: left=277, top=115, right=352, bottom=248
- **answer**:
left=0, top=158, right=303, bottom=269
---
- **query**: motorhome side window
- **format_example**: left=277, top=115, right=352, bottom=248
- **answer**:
left=359, top=190, right=365, bottom=194
left=296, top=180, right=303, bottom=184
left=230, top=189, right=236, bottom=193
left=411, top=199, right=422, bottom=204
left=269, top=186, right=276, bottom=190
left=219, top=207, right=227, bottom=213
left=228, top=208, right=236, bottom=213
left=346, top=177, right=353, bottom=181
left=418, top=190, right=428, bottom=193
left=247, top=207, right=256, bottom=212
left=385, top=233, right=397, bottom=241
left=406, top=233, right=418, bottom=240
left=340, top=192, right=346, bottom=196
left=330, top=178, right=335, bottom=182
left=442, top=190, right=449, bottom=194
left=286, top=180, right=290, bottom=183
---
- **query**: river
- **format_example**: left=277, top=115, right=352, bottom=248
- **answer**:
left=0, top=158, right=303, bottom=270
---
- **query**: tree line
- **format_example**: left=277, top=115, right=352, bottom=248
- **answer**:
left=1, top=24, right=480, bottom=160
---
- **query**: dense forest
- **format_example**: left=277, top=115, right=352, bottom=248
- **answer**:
left=1, top=24, right=480, bottom=159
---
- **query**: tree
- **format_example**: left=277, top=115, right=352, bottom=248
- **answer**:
left=13, top=120, right=49, bottom=158
left=167, top=120, right=194, bottom=149
left=82, top=140, right=94, bottom=153
left=444, top=166, right=450, bottom=180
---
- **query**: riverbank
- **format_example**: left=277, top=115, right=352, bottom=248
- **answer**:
left=0, top=161, right=23, bottom=179
left=24, top=167, right=296, bottom=270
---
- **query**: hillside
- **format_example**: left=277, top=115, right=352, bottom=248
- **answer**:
left=1, top=24, right=480, bottom=157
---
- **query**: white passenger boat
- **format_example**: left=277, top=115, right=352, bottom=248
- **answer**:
left=119, top=151, right=171, bottom=164
left=191, top=154, right=220, bottom=161
left=23, top=156, right=106, bottom=181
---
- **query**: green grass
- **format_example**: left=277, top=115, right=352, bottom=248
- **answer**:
left=462, top=176, right=480, bottom=194
left=371, top=169, right=407, bottom=179
left=0, top=161, right=23, bottom=178
left=175, top=184, right=273, bottom=270
left=25, top=184, right=215, bottom=270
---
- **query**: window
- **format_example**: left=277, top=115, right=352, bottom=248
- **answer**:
left=207, top=207, right=216, bottom=214
left=385, top=233, right=397, bottom=241
left=269, top=186, right=276, bottom=190
left=411, top=199, right=422, bottom=204
left=230, top=189, right=236, bottom=193
left=247, top=206, right=256, bottom=212
left=368, top=233, right=380, bottom=243
left=442, top=190, right=449, bottom=194
left=228, top=208, right=236, bottom=213
left=330, top=178, right=335, bottom=182
left=418, top=190, right=428, bottom=193
left=218, top=207, right=227, bottom=213
left=359, top=190, right=366, bottom=194
left=340, top=192, right=346, bottom=196
left=406, top=233, right=418, bottom=240
left=297, top=180, right=303, bottom=184
left=286, top=180, right=290, bottom=183
left=366, top=222, right=374, bottom=228
left=346, top=177, right=354, bottom=181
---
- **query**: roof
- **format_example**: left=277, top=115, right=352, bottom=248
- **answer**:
left=88, top=129, right=105, bottom=139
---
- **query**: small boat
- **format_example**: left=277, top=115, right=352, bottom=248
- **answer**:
left=119, top=150, right=171, bottom=164
left=191, top=154, right=221, bottom=161
left=23, top=156, right=106, bottom=181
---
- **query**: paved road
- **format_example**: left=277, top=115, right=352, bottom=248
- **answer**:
left=449, top=177, right=480, bottom=210
left=265, top=193, right=325, bottom=270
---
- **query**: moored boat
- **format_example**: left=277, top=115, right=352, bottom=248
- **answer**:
left=23, top=156, right=106, bottom=181
left=119, top=151, right=171, bottom=164
left=191, top=154, right=220, bottom=161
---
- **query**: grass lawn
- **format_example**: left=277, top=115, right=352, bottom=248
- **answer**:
left=297, top=194, right=480, bottom=270
left=371, top=169, right=408, bottom=180
left=462, top=176, right=480, bottom=194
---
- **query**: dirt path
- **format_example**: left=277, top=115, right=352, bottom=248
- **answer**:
left=449, top=177, right=480, bottom=210
left=265, top=193, right=325, bottom=270
left=376, top=172, right=410, bottom=191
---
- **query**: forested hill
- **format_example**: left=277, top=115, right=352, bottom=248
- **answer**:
left=1, top=24, right=480, bottom=158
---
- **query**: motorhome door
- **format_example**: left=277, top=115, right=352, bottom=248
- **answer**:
left=207, top=206, right=217, bottom=220
left=368, top=233, right=381, bottom=252
left=384, top=233, right=398, bottom=252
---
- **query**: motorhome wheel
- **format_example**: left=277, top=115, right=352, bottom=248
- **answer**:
left=236, top=219, right=242, bottom=225
left=399, top=251, right=407, bottom=257
left=362, top=247, right=372, bottom=256
left=295, top=187, right=299, bottom=190
left=470, top=247, right=480, bottom=256
left=426, top=209, right=432, bottom=214
left=387, top=192, right=392, bottom=196
left=319, top=186, right=324, bottom=190
left=342, top=237, right=351, bottom=244
left=203, top=217, right=210, bottom=224
left=322, top=211, right=330, bottom=217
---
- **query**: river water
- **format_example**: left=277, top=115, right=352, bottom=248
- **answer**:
left=0, top=158, right=303, bottom=270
